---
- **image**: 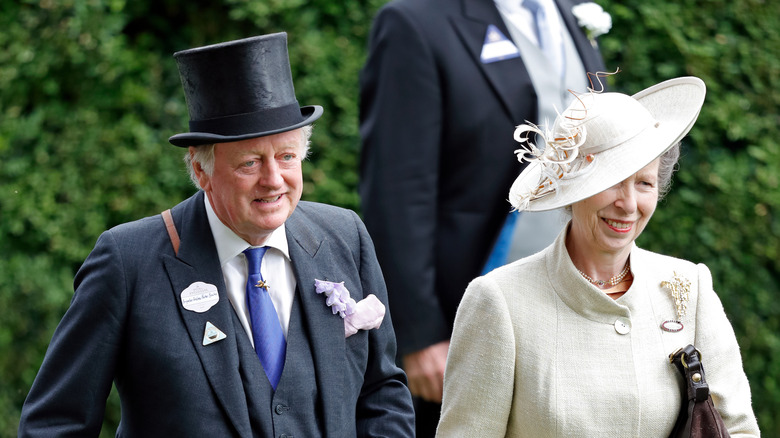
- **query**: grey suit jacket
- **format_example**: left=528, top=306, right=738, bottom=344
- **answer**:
left=19, top=191, right=414, bottom=437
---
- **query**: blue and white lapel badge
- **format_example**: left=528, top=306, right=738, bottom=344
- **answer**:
left=202, top=321, right=227, bottom=346
left=480, top=24, right=520, bottom=64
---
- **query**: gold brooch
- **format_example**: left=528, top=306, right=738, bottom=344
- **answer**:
left=661, top=271, right=690, bottom=320
left=254, top=280, right=270, bottom=290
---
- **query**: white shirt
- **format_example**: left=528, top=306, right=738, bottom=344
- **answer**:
left=494, top=0, right=565, bottom=50
left=204, top=194, right=296, bottom=343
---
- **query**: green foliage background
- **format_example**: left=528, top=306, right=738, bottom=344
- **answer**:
left=1, top=0, right=777, bottom=435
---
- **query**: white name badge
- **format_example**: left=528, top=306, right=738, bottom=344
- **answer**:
left=181, top=282, right=219, bottom=313
left=480, top=24, right=520, bottom=64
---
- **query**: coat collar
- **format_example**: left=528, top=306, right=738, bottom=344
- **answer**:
left=555, top=0, right=603, bottom=68
left=546, top=223, right=635, bottom=323
left=453, top=0, right=532, bottom=123
left=284, top=204, right=349, bottom=435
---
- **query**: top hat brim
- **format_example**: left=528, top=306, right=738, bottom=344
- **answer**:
left=509, top=77, right=706, bottom=212
left=168, top=105, right=323, bottom=147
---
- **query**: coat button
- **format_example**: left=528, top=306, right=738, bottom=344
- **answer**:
left=275, top=404, right=287, bottom=415
left=614, top=318, right=631, bottom=335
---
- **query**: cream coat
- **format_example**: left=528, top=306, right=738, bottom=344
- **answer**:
left=437, top=227, right=759, bottom=437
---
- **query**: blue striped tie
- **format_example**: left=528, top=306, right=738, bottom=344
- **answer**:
left=244, top=247, right=286, bottom=390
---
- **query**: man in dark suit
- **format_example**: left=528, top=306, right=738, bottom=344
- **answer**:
left=19, top=32, right=415, bottom=437
left=359, top=0, right=607, bottom=434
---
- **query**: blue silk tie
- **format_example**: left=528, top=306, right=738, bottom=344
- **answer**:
left=244, top=247, right=286, bottom=390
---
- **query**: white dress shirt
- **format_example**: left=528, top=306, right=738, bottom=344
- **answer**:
left=495, top=0, right=565, bottom=56
left=203, top=195, right=296, bottom=343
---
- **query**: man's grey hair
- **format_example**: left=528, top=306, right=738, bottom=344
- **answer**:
left=184, top=125, right=313, bottom=188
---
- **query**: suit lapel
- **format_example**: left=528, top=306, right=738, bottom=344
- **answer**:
left=285, top=208, right=348, bottom=436
left=162, top=192, right=252, bottom=437
left=451, top=0, right=534, bottom=123
left=555, top=0, right=607, bottom=75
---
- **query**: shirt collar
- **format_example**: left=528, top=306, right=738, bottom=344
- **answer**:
left=495, top=0, right=526, bottom=15
left=203, top=192, right=291, bottom=267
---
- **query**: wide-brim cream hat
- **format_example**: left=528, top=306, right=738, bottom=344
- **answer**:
left=509, top=76, right=706, bottom=212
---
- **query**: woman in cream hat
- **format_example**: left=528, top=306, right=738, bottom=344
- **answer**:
left=436, top=77, right=759, bottom=437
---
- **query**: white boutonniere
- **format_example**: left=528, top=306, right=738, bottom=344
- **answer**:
left=314, top=279, right=386, bottom=338
left=571, top=2, right=612, bottom=47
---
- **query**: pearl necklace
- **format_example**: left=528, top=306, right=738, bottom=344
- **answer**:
left=577, top=261, right=631, bottom=289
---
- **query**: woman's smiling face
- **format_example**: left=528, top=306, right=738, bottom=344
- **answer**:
left=569, top=158, right=660, bottom=257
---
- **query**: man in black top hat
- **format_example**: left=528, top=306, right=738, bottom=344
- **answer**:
left=19, top=32, right=415, bottom=437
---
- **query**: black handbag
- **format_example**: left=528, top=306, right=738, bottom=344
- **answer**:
left=668, top=345, right=730, bottom=438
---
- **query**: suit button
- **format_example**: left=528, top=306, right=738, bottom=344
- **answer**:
left=275, top=404, right=288, bottom=415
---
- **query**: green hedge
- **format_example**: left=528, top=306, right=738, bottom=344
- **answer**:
left=1, top=0, right=777, bottom=435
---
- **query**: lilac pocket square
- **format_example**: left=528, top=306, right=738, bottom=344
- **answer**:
left=314, top=279, right=386, bottom=338
left=344, top=294, right=385, bottom=338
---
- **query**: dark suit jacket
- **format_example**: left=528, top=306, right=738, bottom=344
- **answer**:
left=359, top=0, right=606, bottom=356
left=19, top=191, right=414, bottom=437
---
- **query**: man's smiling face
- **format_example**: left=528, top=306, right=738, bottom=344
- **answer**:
left=192, top=128, right=305, bottom=246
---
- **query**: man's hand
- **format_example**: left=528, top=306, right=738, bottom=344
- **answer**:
left=402, top=340, right=450, bottom=403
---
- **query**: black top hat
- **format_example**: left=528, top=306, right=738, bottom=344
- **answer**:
left=169, top=32, right=323, bottom=147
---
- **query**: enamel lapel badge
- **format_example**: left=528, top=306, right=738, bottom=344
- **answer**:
left=202, top=321, right=227, bottom=346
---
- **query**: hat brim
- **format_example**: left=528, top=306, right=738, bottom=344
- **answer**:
left=513, top=77, right=706, bottom=212
left=168, top=105, right=323, bottom=147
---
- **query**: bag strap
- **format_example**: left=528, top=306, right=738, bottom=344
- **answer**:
left=668, top=345, right=731, bottom=438
left=161, top=209, right=180, bottom=256
left=669, top=345, right=710, bottom=403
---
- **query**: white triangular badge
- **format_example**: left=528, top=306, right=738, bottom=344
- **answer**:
left=202, top=321, right=227, bottom=346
